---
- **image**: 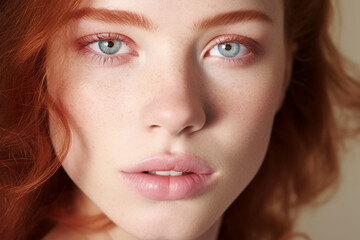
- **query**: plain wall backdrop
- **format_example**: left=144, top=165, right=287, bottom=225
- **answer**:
left=295, top=0, right=360, bottom=239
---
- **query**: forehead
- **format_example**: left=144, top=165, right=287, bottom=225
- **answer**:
left=81, top=0, right=283, bottom=28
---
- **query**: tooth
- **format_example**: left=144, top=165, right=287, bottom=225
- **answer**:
left=170, top=170, right=183, bottom=176
left=147, top=170, right=183, bottom=176
left=155, top=171, right=170, bottom=176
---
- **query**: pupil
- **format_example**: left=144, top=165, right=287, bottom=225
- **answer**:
left=225, top=44, right=232, bottom=51
left=107, top=41, right=115, bottom=48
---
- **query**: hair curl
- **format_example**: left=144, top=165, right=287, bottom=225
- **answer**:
left=0, top=0, right=359, bottom=239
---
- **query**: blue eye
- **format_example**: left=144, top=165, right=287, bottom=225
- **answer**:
left=209, top=42, right=249, bottom=58
left=88, top=39, right=131, bottom=55
left=218, top=42, right=240, bottom=57
left=98, top=40, right=122, bottom=55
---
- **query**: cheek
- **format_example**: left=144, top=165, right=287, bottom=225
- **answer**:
left=206, top=54, right=286, bottom=198
left=216, top=89, right=278, bottom=179
left=47, top=77, right=110, bottom=179
left=46, top=52, right=102, bottom=183
left=46, top=57, right=145, bottom=195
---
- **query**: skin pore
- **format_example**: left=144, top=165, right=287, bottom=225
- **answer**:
left=45, top=0, right=288, bottom=239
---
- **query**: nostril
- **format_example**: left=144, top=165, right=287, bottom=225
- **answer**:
left=183, top=125, right=197, bottom=132
left=147, top=125, right=161, bottom=132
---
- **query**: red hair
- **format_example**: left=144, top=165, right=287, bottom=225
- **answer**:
left=0, top=0, right=359, bottom=239
left=0, top=1, right=80, bottom=239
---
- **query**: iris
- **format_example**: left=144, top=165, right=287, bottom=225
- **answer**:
left=98, top=40, right=122, bottom=55
left=217, top=42, right=241, bottom=57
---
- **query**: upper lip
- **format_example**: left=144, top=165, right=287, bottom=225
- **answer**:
left=121, top=153, right=214, bottom=174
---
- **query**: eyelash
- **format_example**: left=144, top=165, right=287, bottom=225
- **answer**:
left=204, top=35, right=264, bottom=67
left=77, top=33, right=263, bottom=67
left=78, top=33, right=138, bottom=66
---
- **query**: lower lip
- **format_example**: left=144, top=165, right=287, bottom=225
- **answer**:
left=120, top=172, right=216, bottom=201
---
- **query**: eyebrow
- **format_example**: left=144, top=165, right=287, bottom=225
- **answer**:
left=194, top=10, right=273, bottom=29
left=66, top=8, right=272, bottom=30
left=66, top=7, right=154, bottom=30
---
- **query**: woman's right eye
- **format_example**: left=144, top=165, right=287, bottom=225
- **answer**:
left=77, top=33, right=138, bottom=66
left=88, top=39, right=132, bottom=55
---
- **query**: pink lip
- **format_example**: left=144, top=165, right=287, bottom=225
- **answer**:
left=120, top=153, right=217, bottom=201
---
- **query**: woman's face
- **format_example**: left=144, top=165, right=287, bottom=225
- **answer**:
left=47, top=0, right=287, bottom=239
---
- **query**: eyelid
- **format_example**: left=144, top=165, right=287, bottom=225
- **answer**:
left=77, top=32, right=138, bottom=52
left=203, top=34, right=264, bottom=58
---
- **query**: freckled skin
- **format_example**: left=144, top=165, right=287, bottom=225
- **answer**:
left=46, top=0, right=288, bottom=239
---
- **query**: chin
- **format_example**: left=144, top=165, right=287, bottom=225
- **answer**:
left=123, top=226, right=210, bottom=240
left=109, top=210, right=220, bottom=240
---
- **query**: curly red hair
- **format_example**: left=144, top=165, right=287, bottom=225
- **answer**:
left=1, top=0, right=359, bottom=239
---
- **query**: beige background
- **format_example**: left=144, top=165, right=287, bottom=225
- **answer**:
left=295, top=0, right=360, bottom=239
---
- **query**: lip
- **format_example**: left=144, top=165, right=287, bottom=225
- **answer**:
left=120, top=153, right=217, bottom=201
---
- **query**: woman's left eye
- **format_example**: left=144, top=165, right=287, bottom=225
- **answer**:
left=88, top=39, right=131, bottom=55
left=209, top=42, right=249, bottom=58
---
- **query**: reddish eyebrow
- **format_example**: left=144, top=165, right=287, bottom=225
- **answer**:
left=194, top=10, right=273, bottom=29
left=65, top=8, right=272, bottom=30
left=66, top=7, right=155, bottom=30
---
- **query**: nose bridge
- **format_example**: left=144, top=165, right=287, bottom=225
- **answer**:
left=140, top=52, right=206, bottom=136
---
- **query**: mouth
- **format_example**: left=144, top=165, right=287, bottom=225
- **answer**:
left=120, top=153, right=217, bottom=201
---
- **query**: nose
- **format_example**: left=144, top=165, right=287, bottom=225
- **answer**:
left=141, top=63, right=206, bottom=136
